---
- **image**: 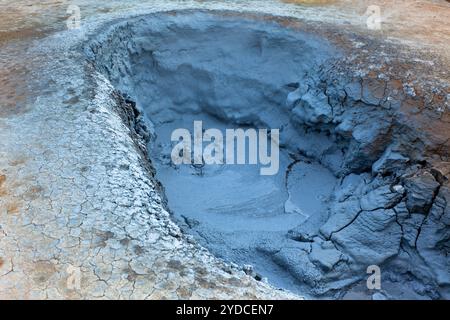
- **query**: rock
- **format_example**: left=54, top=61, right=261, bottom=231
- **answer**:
left=404, top=172, right=440, bottom=214
left=334, top=173, right=368, bottom=202
left=320, top=199, right=361, bottom=239
left=286, top=83, right=309, bottom=109
left=361, top=78, right=385, bottom=106
left=287, top=225, right=316, bottom=242
left=392, top=185, right=405, bottom=194
left=430, top=162, right=450, bottom=182
left=401, top=213, right=426, bottom=247
left=360, top=185, right=403, bottom=211
left=331, top=209, right=402, bottom=265
left=344, top=81, right=362, bottom=102
left=339, top=112, right=393, bottom=172
left=243, top=265, right=254, bottom=276
left=372, top=147, right=410, bottom=175
left=271, top=247, right=323, bottom=287
left=416, top=187, right=450, bottom=286
left=257, top=238, right=311, bottom=256
left=393, top=201, right=410, bottom=222
left=292, top=90, right=333, bottom=124
left=309, top=241, right=345, bottom=272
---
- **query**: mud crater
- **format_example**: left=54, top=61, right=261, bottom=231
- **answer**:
left=86, top=11, right=450, bottom=299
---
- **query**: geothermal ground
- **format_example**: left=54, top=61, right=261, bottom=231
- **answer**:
left=0, top=1, right=449, bottom=300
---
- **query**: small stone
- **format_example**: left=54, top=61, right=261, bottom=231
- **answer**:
left=372, top=147, right=409, bottom=175
left=243, top=265, right=254, bottom=275
left=392, top=185, right=405, bottom=194
left=404, top=172, right=440, bottom=214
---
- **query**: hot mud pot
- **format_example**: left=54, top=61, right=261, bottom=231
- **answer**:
left=86, top=11, right=450, bottom=299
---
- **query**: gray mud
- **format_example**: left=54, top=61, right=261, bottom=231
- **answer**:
left=128, top=13, right=341, bottom=295
left=86, top=11, right=450, bottom=299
